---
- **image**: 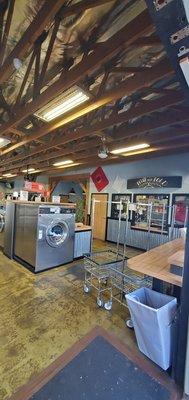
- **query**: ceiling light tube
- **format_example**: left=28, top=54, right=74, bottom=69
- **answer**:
left=44, top=93, right=88, bottom=121
left=122, top=148, right=155, bottom=157
left=22, top=168, right=35, bottom=173
left=110, top=143, right=150, bottom=155
left=35, top=87, right=89, bottom=122
left=56, top=162, right=81, bottom=169
left=53, top=159, right=73, bottom=167
left=2, top=173, right=17, bottom=177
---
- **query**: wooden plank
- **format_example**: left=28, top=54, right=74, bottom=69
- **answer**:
left=0, top=126, right=189, bottom=172
left=0, top=0, right=67, bottom=84
left=15, top=50, right=36, bottom=105
left=127, top=238, right=184, bottom=287
left=168, top=250, right=185, bottom=268
left=0, top=59, right=173, bottom=155
left=0, top=10, right=153, bottom=138
left=0, top=0, right=15, bottom=65
left=2, top=89, right=183, bottom=162
left=39, top=16, right=61, bottom=89
left=49, top=173, right=90, bottom=185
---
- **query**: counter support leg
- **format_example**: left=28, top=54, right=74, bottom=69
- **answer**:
left=152, top=278, right=164, bottom=293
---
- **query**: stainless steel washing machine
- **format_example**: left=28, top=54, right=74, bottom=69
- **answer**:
left=0, top=208, right=5, bottom=249
left=14, top=203, right=75, bottom=272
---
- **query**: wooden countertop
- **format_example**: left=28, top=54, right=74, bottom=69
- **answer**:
left=127, top=238, right=185, bottom=287
left=6, top=200, right=75, bottom=207
left=75, top=224, right=92, bottom=232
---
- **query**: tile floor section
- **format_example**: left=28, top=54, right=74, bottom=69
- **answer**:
left=0, top=241, right=142, bottom=399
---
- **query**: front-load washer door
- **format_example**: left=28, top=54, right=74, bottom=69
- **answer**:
left=46, top=220, right=69, bottom=247
left=0, top=214, right=5, bottom=233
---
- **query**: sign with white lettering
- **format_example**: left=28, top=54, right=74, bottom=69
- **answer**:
left=127, top=176, right=182, bottom=189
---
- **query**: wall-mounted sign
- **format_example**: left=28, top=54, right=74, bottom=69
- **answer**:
left=20, top=190, right=28, bottom=201
left=91, top=167, right=109, bottom=192
left=127, top=176, right=182, bottom=189
left=24, top=181, right=45, bottom=193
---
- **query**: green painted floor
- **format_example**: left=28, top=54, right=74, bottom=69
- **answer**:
left=0, top=243, right=142, bottom=399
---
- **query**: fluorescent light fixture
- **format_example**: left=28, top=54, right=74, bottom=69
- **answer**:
left=25, top=123, right=33, bottom=130
left=2, top=173, right=17, bottom=177
left=110, top=143, right=150, bottom=155
left=53, top=159, right=73, bottom=167
left=122, top=148, right=155, bottom=157
left=22, top=168, right=35, bottom=173
left=0, top=137, right=11, bottom=149
left=56, top=162, right=81, bottom=169
left=29, top=169, right=41, bottom=174
left=35, top=86, right=89, bottom=122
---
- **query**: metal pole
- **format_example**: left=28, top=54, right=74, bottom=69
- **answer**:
left=91, top=198, right=97, bottom=247
left=123, top=201, right=129, bottom=260
left=160, top=203, right=166, bottom=244
left=116, top=200, right=122, bottom=255
left=147, top=203, right=152, bottom=251
left=184, top=206, right=188, bottom=228
left=174, top=212, right=189, bottom=389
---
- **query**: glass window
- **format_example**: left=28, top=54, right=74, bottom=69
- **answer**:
left=172, top=194, right=189, bottom=227
left=111, top=194, right=132, bottom=219
left=131, top=194, right=170, bottom=233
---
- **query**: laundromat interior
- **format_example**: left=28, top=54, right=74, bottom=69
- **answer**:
left=0, top=0, right=189, bottom=399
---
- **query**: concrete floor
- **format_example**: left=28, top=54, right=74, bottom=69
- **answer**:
left=0, top=242, right=142, bottom=399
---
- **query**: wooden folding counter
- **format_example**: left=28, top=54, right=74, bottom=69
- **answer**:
left=127, top=238, right=185, bottom=294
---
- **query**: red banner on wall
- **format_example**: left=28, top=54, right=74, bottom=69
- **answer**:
left=24, top=181, right=45, bottom=193
left=90, top=167, right=109, bottom=192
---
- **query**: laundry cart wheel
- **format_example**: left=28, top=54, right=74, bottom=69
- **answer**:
left=104, top=300, right=112, bottom=311
left=126, top=318, right=134, bottom=329
left=97, top=297, right=104, bottom=307
left=83, top=284, right=91, bottom=293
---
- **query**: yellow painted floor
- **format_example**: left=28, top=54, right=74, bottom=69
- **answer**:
left=0, top=242, right=142, bottom=399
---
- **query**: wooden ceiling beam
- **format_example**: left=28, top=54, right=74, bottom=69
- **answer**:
left=9, top=137, right=189, bottom=176
left=0, top=0, right=67, bottom=85
left=15, top=50, right=36, bottom=106
left=49, top=174, right=90, bottom=185
left=0, top=138, right=100, bottom=171
left=132, top=36, right=162, bottom=47
left=115, top=109, right=189, bottom=141
left=60, top=0, right=115, bottom=17
left=5, top=126, right=189, bottom=173
left=38, top=16, right=61, bottom=90
left=0, top=89, right=182, bottom=164
left=0, top=0, right=15, bottom=65
left=0, top=9, right=153, bottom=139
left=0, top=59, right=173, bottom=155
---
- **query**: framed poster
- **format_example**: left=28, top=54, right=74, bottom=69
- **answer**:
left=132, top=194, right=170, bottom=232
left=172, top=194, right=189, bottom=227
left=111, top=193, right=132, bottom=219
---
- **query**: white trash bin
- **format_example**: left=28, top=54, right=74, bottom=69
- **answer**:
left=126, top=287, right=177, bottom=370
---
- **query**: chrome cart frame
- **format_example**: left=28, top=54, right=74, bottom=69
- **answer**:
left=84, top=250, right=152, bottom=311
left=83, top=250, right=124, bottom=308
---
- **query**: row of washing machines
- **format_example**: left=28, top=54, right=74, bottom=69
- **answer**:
left=0, top=202, right=76, bottom=273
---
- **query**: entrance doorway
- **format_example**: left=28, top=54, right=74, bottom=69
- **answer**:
left=91, top=193, right=108, bottom=241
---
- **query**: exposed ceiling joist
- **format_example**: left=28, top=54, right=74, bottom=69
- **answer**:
left=116, top=109, right=189, bottom=141
left=0, top=88, right=182, bottom=165
left=0, top=9, right=153, bottom=139
left=6, top=136, right=189, bottom=177
left=0, top=59, right=173, bottom=155
left=0, top=0, right=67, bottom=85
left=2, top=122, right=189, bottom=174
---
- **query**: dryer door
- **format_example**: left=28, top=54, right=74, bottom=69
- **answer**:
left=46, top=220, right=69, bottom=247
